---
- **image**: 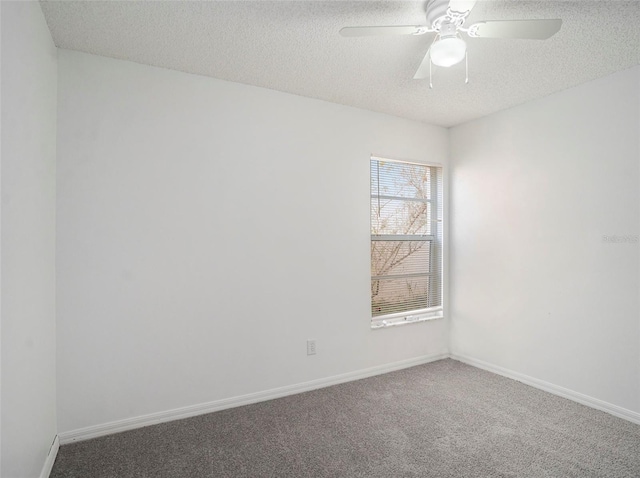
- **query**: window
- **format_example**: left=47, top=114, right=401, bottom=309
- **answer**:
left=370, top=157, right=443, bottom=328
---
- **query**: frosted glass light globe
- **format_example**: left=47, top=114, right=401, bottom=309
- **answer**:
left=430, top=36, right=467, bottom=68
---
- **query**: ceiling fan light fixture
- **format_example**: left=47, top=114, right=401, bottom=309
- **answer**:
left=430, top=35, right=467, bottom=67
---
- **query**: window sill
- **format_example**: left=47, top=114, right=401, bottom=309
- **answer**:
left=371, top=313, right=444, bottom=330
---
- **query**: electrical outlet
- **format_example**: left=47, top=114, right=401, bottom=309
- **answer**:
left=307, top=339, right=316, bottom=356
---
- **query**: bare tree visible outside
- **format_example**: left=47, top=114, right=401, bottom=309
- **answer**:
left=371, top=159, right=440, bottom=317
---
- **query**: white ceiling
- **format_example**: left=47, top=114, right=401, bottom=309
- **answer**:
left=40, top=0, right=640, bottom=127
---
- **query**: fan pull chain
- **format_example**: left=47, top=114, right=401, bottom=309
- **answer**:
left=465, top=51, right=469, bottom=84
left=429, top=59, right=433, bottom=89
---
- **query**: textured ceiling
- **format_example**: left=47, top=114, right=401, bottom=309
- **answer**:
left=40, top=0, right=640, bottom=127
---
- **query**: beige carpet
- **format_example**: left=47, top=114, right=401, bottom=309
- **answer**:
left=51, top=359, right=640, bottom=477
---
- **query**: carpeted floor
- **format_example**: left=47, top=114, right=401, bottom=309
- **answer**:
left=50, top=359, right=640, bottom=477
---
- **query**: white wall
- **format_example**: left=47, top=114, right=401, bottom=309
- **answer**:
left=450, top=66, right=640, bottom=414
left=1, top=2, right=58, bottom=477
left=56, top=50, right=449, bottom=434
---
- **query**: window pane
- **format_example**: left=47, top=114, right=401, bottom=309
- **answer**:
left=370, top=157, right=442, bottom=322
left=371, top=276, right=430, bottom=317
left=371, top=240, right=431, bottom=277
left=371, top=160, right=433, bottom=200
left=371, top=198, right=432, bottom=236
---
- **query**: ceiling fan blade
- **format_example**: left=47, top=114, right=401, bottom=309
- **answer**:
left=340, top=25, right=430, bottom=37
left=413, top=49, right=432, bottom=80
left=448, top=0, right=477, bottom=14
left=467, top=19, right=562, bottom=39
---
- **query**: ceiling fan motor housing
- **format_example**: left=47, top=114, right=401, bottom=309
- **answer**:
left=426, top=0, right=450, bottom=28
left=427, top=0, right=473, bottom=31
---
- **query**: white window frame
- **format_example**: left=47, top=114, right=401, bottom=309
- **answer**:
left=370, top=156, right=444, bottom=329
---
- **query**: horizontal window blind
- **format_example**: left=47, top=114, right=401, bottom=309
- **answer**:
left=371, top=157, right=443, bottom=324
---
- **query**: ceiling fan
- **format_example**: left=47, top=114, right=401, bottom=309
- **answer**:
left=340, top=0, right=562, bottom=81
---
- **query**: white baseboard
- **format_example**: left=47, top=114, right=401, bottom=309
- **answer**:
left=451, top=353, right=640, bottom=425
left=57, top=352, right=640, bottom=447
left=39, top=435, right=59, bottom=478
left=59, top=352, right=449, bottom=444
